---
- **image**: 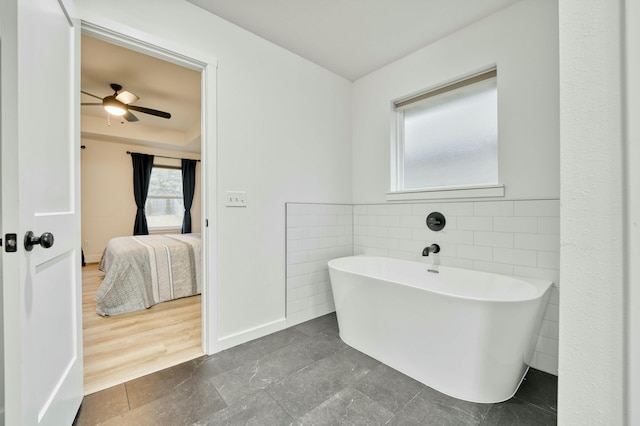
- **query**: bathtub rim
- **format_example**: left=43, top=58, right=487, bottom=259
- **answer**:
left=328, top=255, right=553, bottom=304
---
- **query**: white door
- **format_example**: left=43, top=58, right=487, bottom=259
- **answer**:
left=1, top=0, right=82, bottom=424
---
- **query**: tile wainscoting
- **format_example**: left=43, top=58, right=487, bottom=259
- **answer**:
left=286, top=199, right=560, bottom=375
left=286, top=203, right=353, bottom=327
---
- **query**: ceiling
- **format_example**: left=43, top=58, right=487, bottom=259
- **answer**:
left=80, top=35, right=201, bottom=152
left=80, top=1, right=521, bottom=149
left=188, top=0, right=522, bottom=81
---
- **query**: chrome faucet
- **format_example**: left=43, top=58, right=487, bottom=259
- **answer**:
left=422, top=244, right=440, bottom=256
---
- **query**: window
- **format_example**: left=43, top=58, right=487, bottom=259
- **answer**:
left=391, top=69, right=502, bottom=199
left=145, top=166, right=183, bottom=230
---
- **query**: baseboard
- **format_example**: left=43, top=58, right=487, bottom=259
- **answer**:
left=217, top=318, right=287, bottom=351
left=84, top=254, right=102, bottom=264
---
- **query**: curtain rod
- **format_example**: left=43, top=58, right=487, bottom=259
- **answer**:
left=126, top=151, right=201, bottom=162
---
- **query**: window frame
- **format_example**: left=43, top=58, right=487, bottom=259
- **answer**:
left=145, top=164, right=184, bottom=231
left=388, top=68, right=504, bottom=201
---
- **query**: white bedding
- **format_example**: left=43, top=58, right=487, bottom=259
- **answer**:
left=96, top=233, right=201, bottom=316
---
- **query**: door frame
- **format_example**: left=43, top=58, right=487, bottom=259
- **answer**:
left=625, top=0, right=639, bottom=423
left=80, top=20, right=219, bottom=355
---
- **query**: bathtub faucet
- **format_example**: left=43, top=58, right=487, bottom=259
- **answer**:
left=422, top=244, right=440, bottom=256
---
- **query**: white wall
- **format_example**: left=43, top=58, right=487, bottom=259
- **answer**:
left=80, top=138, right=202, bottom=263
left=558, top=0, right=625, bottom=423
left=352, top=0, right=559, bottom=203
left=75, top=0, right=353, bottom=342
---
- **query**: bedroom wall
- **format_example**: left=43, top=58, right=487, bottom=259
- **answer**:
left=81, top=137, right=202, bottom=263
left=75, top=0, right=353, bottom=344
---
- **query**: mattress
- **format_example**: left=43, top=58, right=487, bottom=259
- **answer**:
left=96, top=233, right=201, bottom=316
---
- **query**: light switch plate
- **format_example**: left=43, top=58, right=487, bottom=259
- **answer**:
left=225, top=190, right=247, bottom=207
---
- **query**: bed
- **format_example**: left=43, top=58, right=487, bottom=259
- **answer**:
left=96, top=233, right=201, bottom=316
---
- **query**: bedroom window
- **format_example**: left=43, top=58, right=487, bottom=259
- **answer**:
left=145, top=166, right=184, bottom=230
left=390, top=68, right=503, bottom=200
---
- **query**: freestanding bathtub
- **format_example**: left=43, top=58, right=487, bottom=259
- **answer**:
left=328, top=256, right=551, bottom=403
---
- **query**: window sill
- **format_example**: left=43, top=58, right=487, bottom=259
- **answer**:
left=386, top=184, right=505, bottom=201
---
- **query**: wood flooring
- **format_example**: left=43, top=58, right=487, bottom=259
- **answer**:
left=82, top=263, right=203, bottom=395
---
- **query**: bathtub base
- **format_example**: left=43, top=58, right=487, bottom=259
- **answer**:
left=339, top=333, right=531, bottom=404
left=329, top=256, right=551, bottom=404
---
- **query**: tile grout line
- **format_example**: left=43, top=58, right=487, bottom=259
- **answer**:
left=263, top=386, right=300, bottom=424
left=379, top=386, right=424, bottom=425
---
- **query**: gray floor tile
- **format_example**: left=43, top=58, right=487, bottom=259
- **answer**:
left=354, top=363, right=424, bottom=414
left=481, top=397, right=557, bottom=426
left=225, top=327, right=310, bottom=366
left=212, top=358, right=294, bottom=406
left=332, top=345, right=381, bottom=371
left=295, top=312, right=339, bottom=336
left=298, top=330, right=348, bottom=360
left=515, top=368, right=558, bottom=413
left=321, top=324, right=340, bottom=337
left=298, top=387, right=394, bottom=426
left=73, top=384, right=129, bottom=426
left=267, top=355, right=369, bottom=419
left=194, top=390, right=296, bottom=426
left=212, top=333, right=343, bottom=405
left=125, top=354, right=235, bottom=409
left=388, top=386, right=492, bottom=426
left=196, top=348, right=246, bottom=377
left=75, top=313, right=558, bottom=426
left=101, top=375, right=227, bottom=426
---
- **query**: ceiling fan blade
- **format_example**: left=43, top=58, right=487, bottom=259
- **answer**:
left=116, top=90, right=139, bottom=105
left=81, top=90, right=103, bottom=100
left=124, top=110, right=139, bottom=122
left=81, top=103, right=102, bottom=106
left=128, top=105, right=171, bottom=119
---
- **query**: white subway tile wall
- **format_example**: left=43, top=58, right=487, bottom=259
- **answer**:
left=353, top=199, right=560, bottom=375
left=285, top=199, right=560, bottom=375
left=286, top=203, right=353, bottom=327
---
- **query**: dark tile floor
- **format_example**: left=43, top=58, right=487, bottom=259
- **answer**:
left=73, top=313, right=557, bottom=425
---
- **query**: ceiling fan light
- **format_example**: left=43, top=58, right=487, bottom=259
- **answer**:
left=104, top=105, right=126, bottom=116
left=103, top=96, right=127, bottom=116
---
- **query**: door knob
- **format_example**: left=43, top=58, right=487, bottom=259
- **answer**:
left=24, top=231, right=54, bottom=251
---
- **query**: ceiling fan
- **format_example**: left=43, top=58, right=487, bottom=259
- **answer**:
left=81, top=83, right=171, bottom=122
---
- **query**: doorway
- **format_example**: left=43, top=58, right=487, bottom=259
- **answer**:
left=79, top=23, right=217, bottom=394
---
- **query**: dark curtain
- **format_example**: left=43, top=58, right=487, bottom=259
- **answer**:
left=131, top=153, right=155, bottom=235
left=181, top=159, right=197, bottom=234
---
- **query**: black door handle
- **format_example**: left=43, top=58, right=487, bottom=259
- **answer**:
left=24, top=231, right=54, bottom=251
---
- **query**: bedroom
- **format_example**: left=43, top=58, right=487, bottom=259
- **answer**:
left=79, top=34, right=204, bottom=394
